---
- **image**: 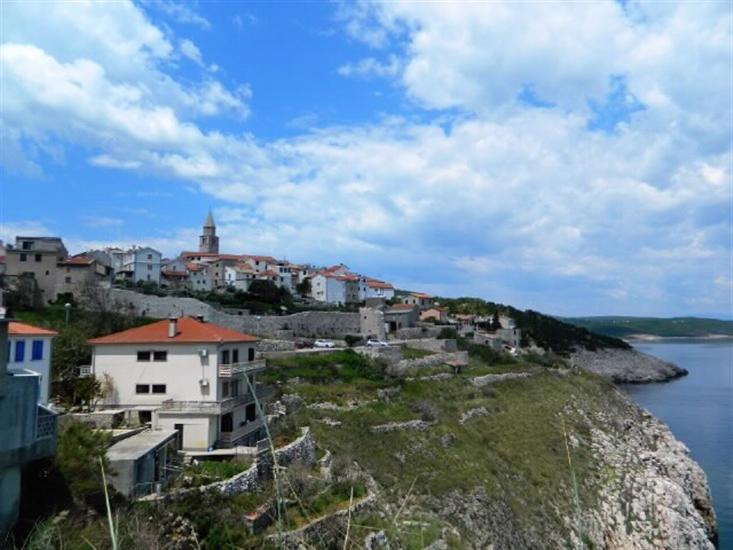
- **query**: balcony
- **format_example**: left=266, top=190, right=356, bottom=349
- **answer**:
left=159, top=385, right=274, bottom=415
left=218, top=417, right=264, bottom=448
left=218, top=359, right=267, bottom=378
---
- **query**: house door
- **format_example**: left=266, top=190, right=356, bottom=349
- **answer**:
left=174, top=423, right=184, bottom=450
left=220, top=413, right=233, bottom=433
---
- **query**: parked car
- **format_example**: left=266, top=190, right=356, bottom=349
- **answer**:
left=314, top=339, right=336, bottom=348
left=366, top=339, right=390, bottom=347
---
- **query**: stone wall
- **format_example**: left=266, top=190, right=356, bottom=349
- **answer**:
left=106, top=289, right=360, bottom=338
left=387, top=351, right=469, bottom=377
left=401, top=339, right=457, bottom=353
left=359, top=307, right=386, bottom=340
left=394, top=325, right=448, bottom=340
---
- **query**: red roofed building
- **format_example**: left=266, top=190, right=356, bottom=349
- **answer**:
left=90, top=317, right=268, bottom=450
left=7, top=322, right=58, bottom=405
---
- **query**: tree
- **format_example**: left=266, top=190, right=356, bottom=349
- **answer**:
left=296, top=277, right=312, bottom=297
left=55, top=421, right=114, bottom=508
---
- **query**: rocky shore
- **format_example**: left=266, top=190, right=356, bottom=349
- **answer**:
left=570, top=347, right=688, bottom=383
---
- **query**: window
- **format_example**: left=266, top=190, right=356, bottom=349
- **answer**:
left=231, top=380, right=239, bottom=397
left=222, top=381, right=230, bottom=398
left=19, top=253, right=27, bottom=262
left=232, top=349, right=239, bottom=363
left=14, top=341, right=25, bottom=362
left=31, top=340, right=43, bottom=361
left=65, top=277, right=71, bottom=284
left=34, top=254, right=42, bottom=262
left=221, top=349, right=230, bottom=364
left=248, top=347, right=255, bottom=361
left=137, top=351, right=151, bottom=362
left=22, top=241, right=32, bottom=250
left=152, top=384, right=166, bottom=394
left=136, top=384, right=150, bottom=394
left=153, top=351, right=167, bottom=362
left=147, top=254, right=152, bottom=260
left=45, top=270, right=50, bottom=276
left=147, top=264, right=152, bottom=270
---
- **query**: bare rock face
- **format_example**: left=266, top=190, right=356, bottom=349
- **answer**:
left=570, top=348, right=687, bottom=383
left=575, top=396, right=717, bottom=549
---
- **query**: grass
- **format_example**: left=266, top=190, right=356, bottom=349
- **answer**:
left=401, top=347, right=435, bottom=360
left=262, top=350, right=386, bottom=384
left=171, top=458, right=253, bottom=489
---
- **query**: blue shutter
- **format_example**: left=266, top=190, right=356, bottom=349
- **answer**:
left=15, top=341, right=25, bottom=362
left=32, top=340, right=44, bottom=361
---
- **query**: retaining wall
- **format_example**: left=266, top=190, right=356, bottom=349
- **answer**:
left=106, top=289, right=360, bottom=338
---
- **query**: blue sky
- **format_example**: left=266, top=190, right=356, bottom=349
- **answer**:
left=1, top=0, right=731, bottom=318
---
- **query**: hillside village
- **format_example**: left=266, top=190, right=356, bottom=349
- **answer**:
left=0, top=212, right=704, bottom=549
left=0, top=211, right=528, bottom=540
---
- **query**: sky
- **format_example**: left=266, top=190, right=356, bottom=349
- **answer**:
left=1, top=0, right=731, bottom=318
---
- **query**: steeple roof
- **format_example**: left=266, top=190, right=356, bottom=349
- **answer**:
left=204, top=209, right=215, bottom=228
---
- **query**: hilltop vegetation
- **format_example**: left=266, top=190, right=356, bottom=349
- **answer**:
left=438, top=297, right=630, bottom=353
left=563, top=316, right=733, bottom=338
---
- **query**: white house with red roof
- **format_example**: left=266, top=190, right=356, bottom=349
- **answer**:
left=88, top=316, right=268, bottom=451
left=311, top=272, right=360, bottom=305
left=7, top=322, right=57, bottom=405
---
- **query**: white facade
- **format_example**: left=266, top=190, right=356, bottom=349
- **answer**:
left=120, top=247, right=162, bottom=284
left=188, top=264, right=213, bottom=291
left=91, top=326, right=265, bottom=451
left=311, top=274, right=346, bottom=304
left=224, top=265, right=255, bottom=291
left=7, top=327, right=55, bottom=405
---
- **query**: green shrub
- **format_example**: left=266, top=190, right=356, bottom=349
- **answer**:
left=55, top=421, right=113, bottom=508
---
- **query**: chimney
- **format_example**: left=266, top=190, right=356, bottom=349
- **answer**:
left=168, top=317, right=177, bottom=338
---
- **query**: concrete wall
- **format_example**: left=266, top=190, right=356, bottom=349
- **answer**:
left=105, top=289, right=361, bottom=338
left=401, top=338, right=457, bottom=353
left=155, top=412, right=216, bottom=451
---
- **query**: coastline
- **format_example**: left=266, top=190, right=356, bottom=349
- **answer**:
left=623, top=333, right=733, bottom=342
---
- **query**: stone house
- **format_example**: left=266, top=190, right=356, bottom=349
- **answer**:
left=55, top=255, right=111, bottom=299
left=420, top=307, right=448, bottom=323
left=89, top=316, right=268, bottom=450
left=4, top=236, right=68, bottom=305
left=225, top=263, right=257, bottom=291
left=401, top=292, right=434, bottom=309
left=383, top=304, right=419, bottom=333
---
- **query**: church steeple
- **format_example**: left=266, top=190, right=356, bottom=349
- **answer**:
left=199, top=210, right=219, bottom=254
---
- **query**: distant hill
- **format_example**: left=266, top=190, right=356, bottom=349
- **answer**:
left=437, top=297, right=630, bottom=353
left=562, top=316, right=733, bottom=339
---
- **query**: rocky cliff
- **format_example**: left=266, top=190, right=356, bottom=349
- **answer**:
left=570, top=347, right=688, bottom=383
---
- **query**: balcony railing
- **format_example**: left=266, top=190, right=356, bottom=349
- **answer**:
left=159, top=385, right=274, bottom=414
left=78, top=365, right=92, bottom=378
left=218, top=418, right=264, bottom=448
left=36, top=406, right=57, bottom=441
left=218, top=360, right=267, bottom=378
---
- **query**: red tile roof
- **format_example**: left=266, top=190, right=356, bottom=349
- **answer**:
left=162, top=270, right=187, bottom=278
left=242, top=255, right=277, bottom=263
left=9, top=322, right=58, bottom=337
left=367, top=280, right=394, bottom=289
left=89, top=317, right=258, bottom=345
left=59, top=255, right=94, bottom=266
left=388, top=304, right=417, bottom=311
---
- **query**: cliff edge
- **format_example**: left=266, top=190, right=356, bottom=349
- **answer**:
left=570, top=347, right=688, bottom=383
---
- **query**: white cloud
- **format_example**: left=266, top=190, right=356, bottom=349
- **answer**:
left=1, top=0, right=730, bottom=315
left=0, top=221, right=54, bottom=244
left=180, top=38, right=203, bottom=65
left=142, top=0, right=211, bottom=30
left=338, top=55, right=400, bottom=79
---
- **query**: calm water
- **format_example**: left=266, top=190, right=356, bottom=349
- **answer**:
left=623, top=340, right=733, bottom=549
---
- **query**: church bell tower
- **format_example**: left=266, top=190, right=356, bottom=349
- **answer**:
left=199, top=210, right=219, bottom=254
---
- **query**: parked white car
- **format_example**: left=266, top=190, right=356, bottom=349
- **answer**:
left=314, top=339, right=336, bottom=348
left=366, top=339, right=390, bottom=347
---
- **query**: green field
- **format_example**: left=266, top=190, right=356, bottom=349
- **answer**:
left=562, top=316, right=733, bottom=338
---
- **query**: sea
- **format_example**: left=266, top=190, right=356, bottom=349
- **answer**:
left=622, top=339, right=733, bottom=549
